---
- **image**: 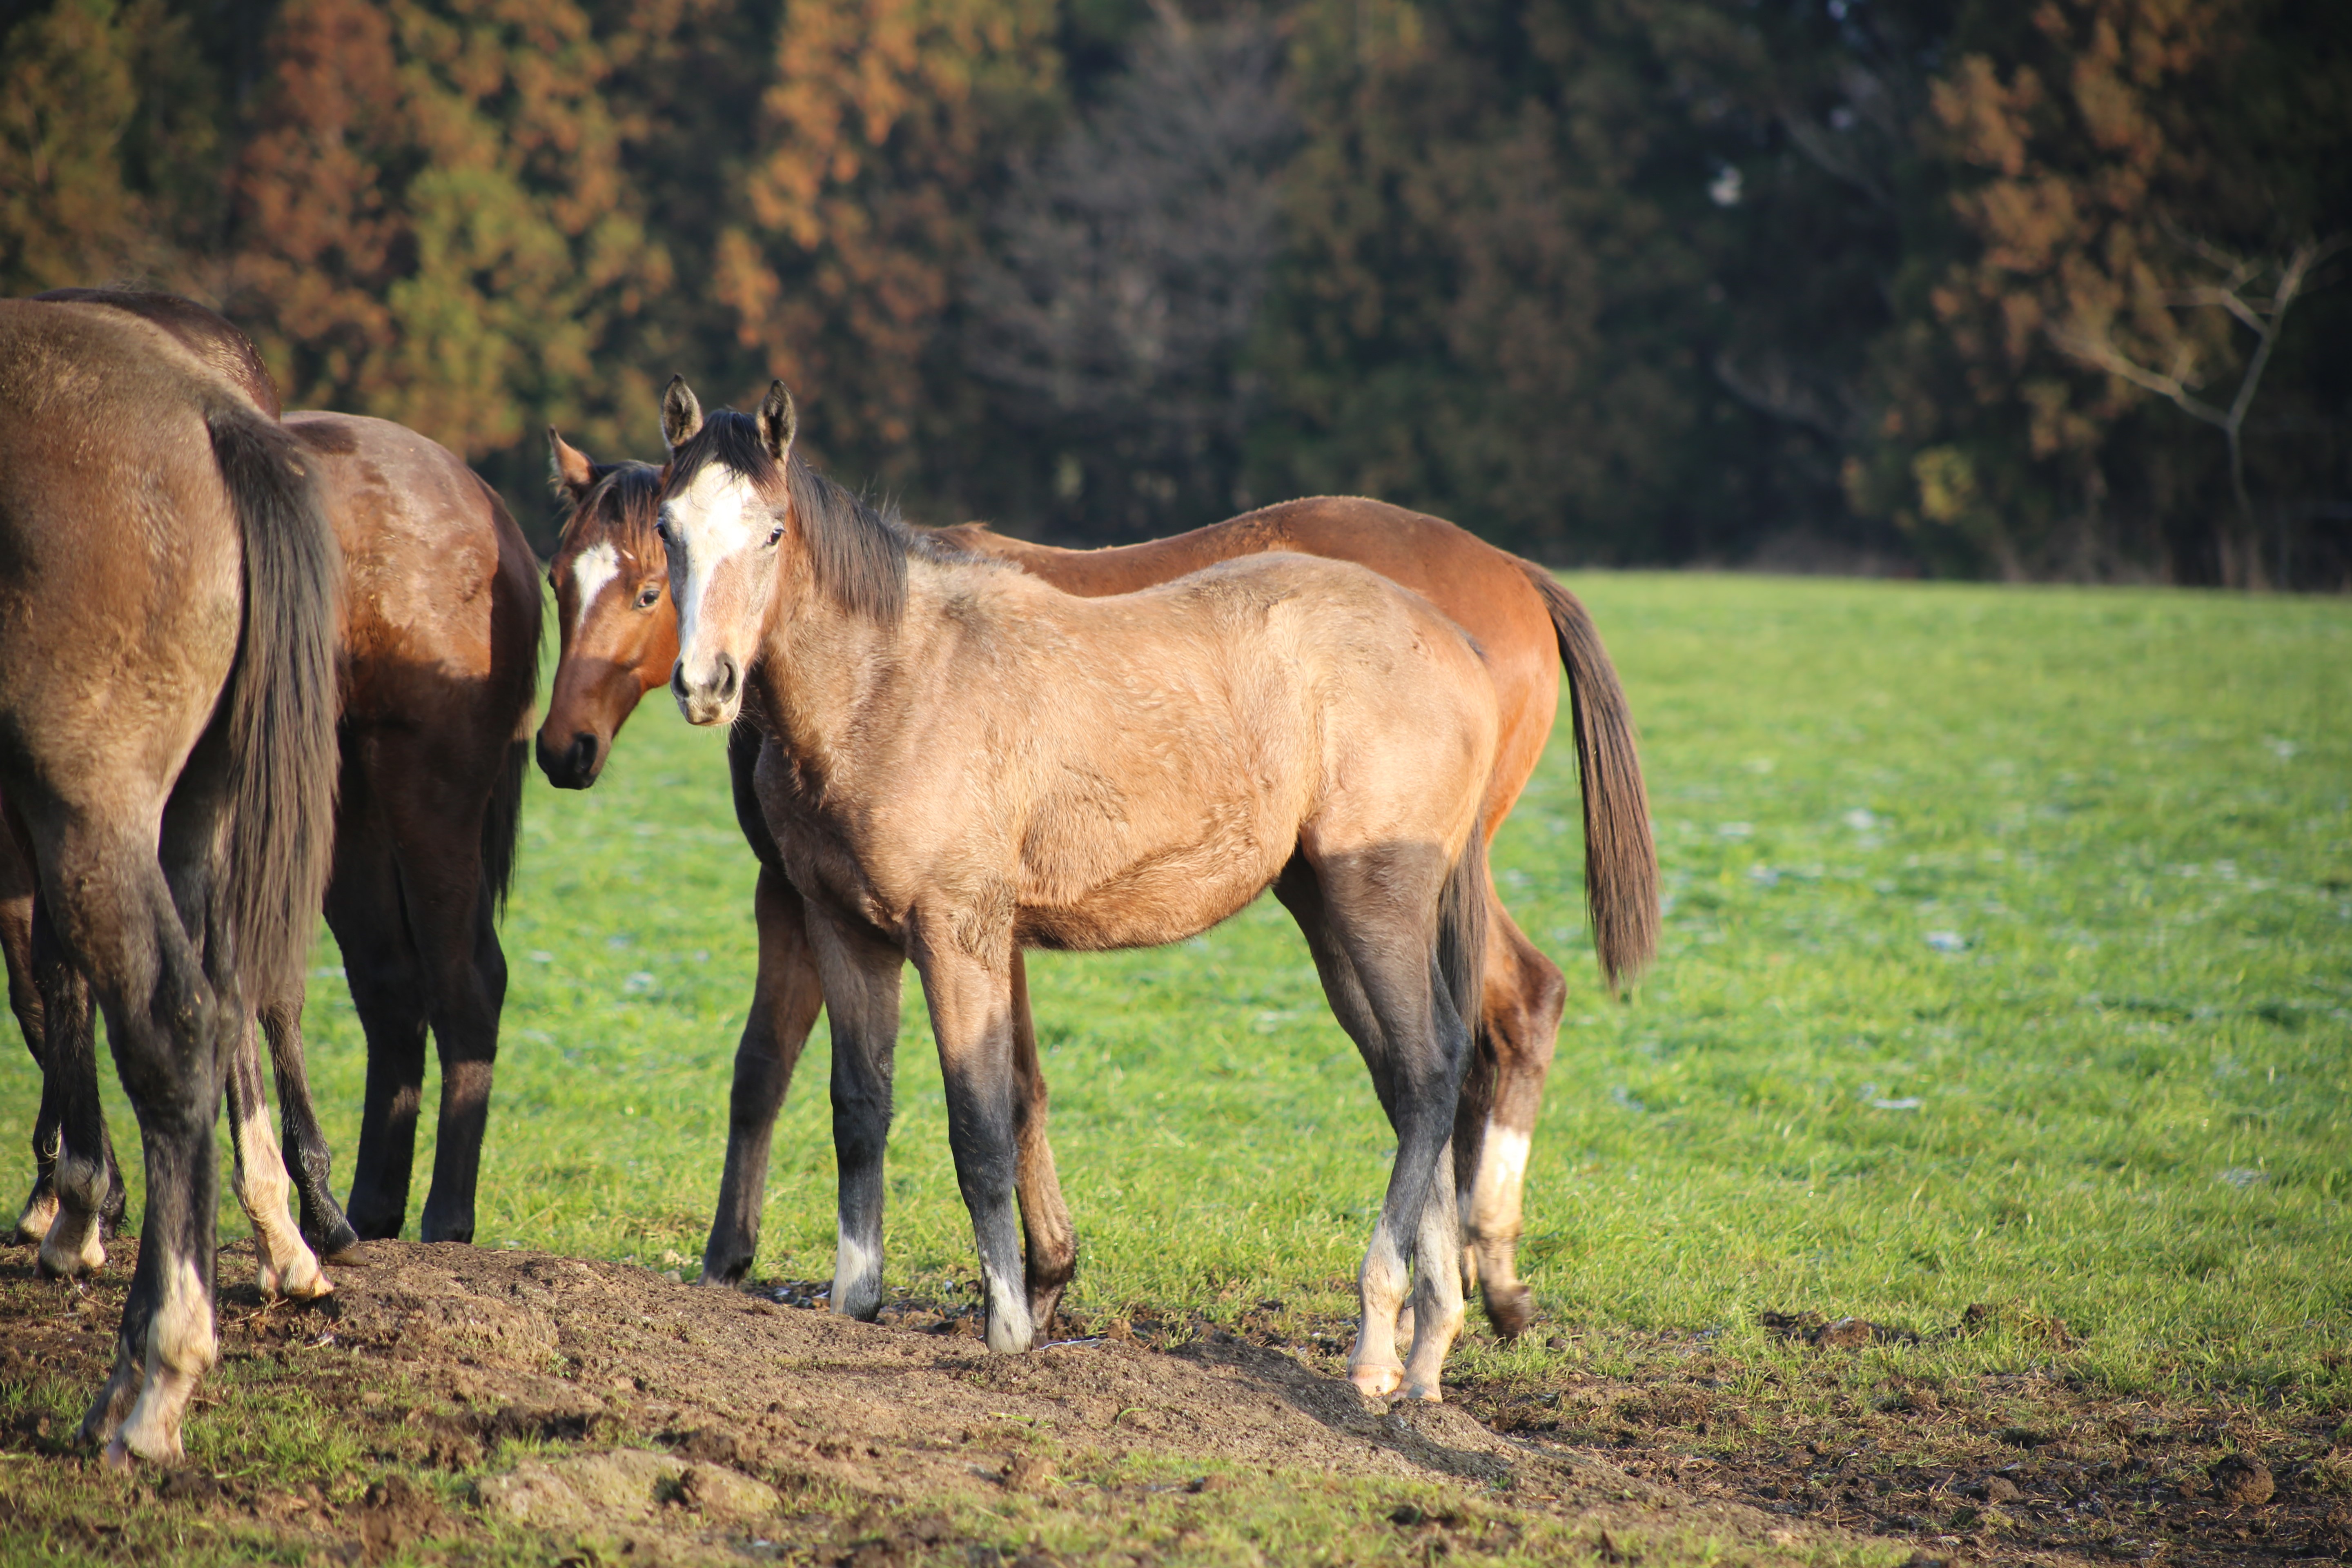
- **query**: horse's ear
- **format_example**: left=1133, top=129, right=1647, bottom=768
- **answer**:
left=661, top=375, right=703, bottom=450
left=547, top=427, right=596, bottom=501
left=756, top=380, right=797, bottom=464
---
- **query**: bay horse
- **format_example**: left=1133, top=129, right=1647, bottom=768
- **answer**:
left=0, top=298, right=341, bottom=1461
left=7, top=290, right=539, bottom=1272
left=537, top=435, right=1654, bottom=1337
left=659, top=379, right=1499, bottom=1398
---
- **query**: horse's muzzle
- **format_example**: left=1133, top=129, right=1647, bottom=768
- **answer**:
left=536, top=728, right=604, bottom=790
left=672, top=653, right=741, bottom=727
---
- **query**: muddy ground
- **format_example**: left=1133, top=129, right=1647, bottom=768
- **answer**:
left=1, top=1241, right=2345, bottom=1565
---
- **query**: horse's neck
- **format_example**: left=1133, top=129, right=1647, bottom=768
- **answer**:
left=755, top=552, right=1000, bottom=772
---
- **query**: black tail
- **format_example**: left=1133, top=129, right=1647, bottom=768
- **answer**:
left=475, top=475, right=541, bottom=913
left=1437, top=816, right=1490, bottom=1048
left=205, top=401, right=342, bottom=1003
left=1517, top=562, right=1658, bottom=991
left=481, top=738, right=528, bottom=912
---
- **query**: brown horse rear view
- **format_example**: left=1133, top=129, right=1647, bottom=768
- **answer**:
left=7, top=295, right=539, bottom=1283
left=0, top=300, right=340, bottom=1462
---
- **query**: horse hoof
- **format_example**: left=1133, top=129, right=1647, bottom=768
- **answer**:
left=1349, top=1361, right=1403, bottom=1399
left=36, top=1236, right=103, bottom=1281
left=313, top=1218, right=363, bottom=1264
left=1483, top=1283, right=1535, bottom=1339
left=1401, top=1379, right=1445, bottom=1403
left=259, top=1256, right=333, bottom=1302
left=101, top=1439, right=133, bottom=1472
left=13, top=1192, right=60, bottom=1246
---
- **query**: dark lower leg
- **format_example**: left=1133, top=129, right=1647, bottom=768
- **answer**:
left=344, top=993, right=427, bottom=1239
left=416, top=878, right=505, bottom=1245
left=38, top=923, right=117, bottom=1276
left=2, top=882, right=57, bottom=1242
left=829, top=1025, right=895, bottom=1321
left=704, top=869, right=826, bottom=1285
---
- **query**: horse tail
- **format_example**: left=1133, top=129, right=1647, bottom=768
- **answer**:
left=477, top=475, right=540, bottom=913
left=1516, top=562, right=1658, bottom=991
left=206, top=399, right=342, bottom=1005
left=1437, top=813, right=1489, bottom=1057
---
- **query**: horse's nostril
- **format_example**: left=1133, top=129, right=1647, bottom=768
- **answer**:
left=715, top=654, right=739, bottom=702
left=567, top=733, right=599, bottom=777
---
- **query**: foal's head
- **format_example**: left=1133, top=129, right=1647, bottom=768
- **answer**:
left=536, top=430, right=672, bottom=787
left=657, top=376, right=907, bottom=728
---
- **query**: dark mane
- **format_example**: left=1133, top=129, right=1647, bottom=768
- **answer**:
left=558, top=460, right=663, bottom=557
left=670, top=408, right=966, bottom=623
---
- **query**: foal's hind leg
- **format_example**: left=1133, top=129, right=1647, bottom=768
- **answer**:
left=258, top=993, right=362, bottom=1259
left=222, top=1021, right=330, bottom=1299
left=34, top=904, right=120, bottom=1281
left=702, top=866, right=827, bottom=1285
left=1, top=835, right=59, bottom=1242
left=1278, top=855, right=1470, bottom=1399
left=1454, top=893, right=1564, bottom=1338
left=41, top=826, right=229, bottom=1464
left=1009, top=951, right=1076, bottom=1331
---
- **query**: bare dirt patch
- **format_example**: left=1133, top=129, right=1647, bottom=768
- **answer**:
left=0, top=1241, right=2341, bottom=1564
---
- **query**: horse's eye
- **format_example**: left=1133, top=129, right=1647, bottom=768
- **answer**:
left=635, top=583, right=662, bottom=610
left=654, top=519, right=672, bottom=546
left=766, top=523, right=785, bottom=547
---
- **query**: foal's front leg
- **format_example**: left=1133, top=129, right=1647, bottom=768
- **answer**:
left=803, top=908, right=904, bottom=1322
left=912, top=930, right=1032, bottom=1354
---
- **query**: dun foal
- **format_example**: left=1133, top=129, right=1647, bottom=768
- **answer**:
left=658, top=380, right=1499, bottom=1398
left=538, top=437, right=1655, bottom=1337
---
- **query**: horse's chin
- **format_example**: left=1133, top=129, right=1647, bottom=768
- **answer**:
left=677, top=693, right=740, bottom=728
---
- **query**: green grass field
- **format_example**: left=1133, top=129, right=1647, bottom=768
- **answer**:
left=12, top=572, right=2351, bottom=1401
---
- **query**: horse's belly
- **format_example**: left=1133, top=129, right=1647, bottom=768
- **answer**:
left=1017, top=838, right=1283, bottom=952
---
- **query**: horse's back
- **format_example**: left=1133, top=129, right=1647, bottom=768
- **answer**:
left=288, top=412, right=535, bottom=732
left=948, top=498, right=1555, bottom=828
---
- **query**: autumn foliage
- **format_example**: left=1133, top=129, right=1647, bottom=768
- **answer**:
left=1, top=0, right=2343, bottom=582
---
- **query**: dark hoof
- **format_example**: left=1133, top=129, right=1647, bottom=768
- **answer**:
left=97, top=1193, right=130, bottom=1241
left=699, top=1251, right=753, bottom=1286
left=1484, top=1283, right=1535, bottom=1339
left=315, top=1219, right=363, bottom=1264
left=419, top=1222, right=474, bottom=1245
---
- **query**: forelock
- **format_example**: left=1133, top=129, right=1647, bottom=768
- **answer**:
left=557, top=460, right=664, bottom=559
left=666, top=409, right=784, bottom=502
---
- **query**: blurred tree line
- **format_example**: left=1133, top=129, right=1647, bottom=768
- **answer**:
left=3, top=0, right=2345, bottom=584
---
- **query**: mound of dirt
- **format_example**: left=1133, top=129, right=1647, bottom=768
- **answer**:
left=6, top=1243, right=2336, bottom=1565
left=0, top=1240, right=1894, bottom=1564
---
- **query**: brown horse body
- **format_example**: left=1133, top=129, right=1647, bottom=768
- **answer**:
left=657, top=383, right=1498, bottom=1397
left=293, top=412, right=540, bottom=1244
left=538, top=446, right=1653, bottom=1336
left=0, top=299, right=341, bottom=1461
left=5, top=296, right=540, bottom=1261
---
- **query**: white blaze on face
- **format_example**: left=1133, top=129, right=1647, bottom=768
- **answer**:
left=664, top=463, right=766, bottom=709
left=568, top=540, right=621, bottom=635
